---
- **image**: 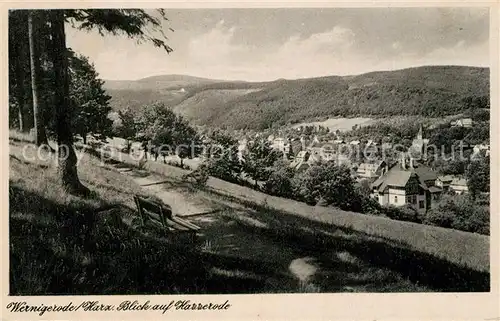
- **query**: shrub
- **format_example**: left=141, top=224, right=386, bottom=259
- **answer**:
left=424, top=195, right=489, bottom=235
left=262, top=161, right=296, bottom=198
left=381, top=204, right=422, bottom=223
left=294, top=162, right=359, bottom=210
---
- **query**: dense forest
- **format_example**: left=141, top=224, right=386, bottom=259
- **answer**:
left=104, top=65, right=489, bottom=130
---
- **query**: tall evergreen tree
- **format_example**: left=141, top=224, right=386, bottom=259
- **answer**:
left=28, top=10, right=48, bottom=145
left=50, top=9, right=172, bottom=193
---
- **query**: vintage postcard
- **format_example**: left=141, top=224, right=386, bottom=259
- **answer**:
left=1, top=1, right=499, bottom=320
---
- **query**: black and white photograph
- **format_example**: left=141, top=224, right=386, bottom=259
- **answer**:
left=5, top=5, right=495, bottom=303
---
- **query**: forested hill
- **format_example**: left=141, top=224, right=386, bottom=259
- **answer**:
left=104, top=65, right=490, bottom=130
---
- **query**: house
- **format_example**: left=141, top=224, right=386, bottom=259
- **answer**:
left=357, top=160, right=388, bottom=179
left=451, top=118, right=473, bottom=128
left=349, top=140, right=361, bottom=146
left=271, top=137, right=290, bottom=154
left=472, top=144, right=490, bottom=158
left=436, top=175, right=454, bottom=191
left=371, top=155, right=441, bottom=212
left=334, top=139, right=345, bottom=144
left=449, top=178, right=468, bottom=194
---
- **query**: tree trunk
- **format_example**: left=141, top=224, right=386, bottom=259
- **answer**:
left=50, top=10, right=88, bottom=195
left=180, top=157, right=184, bottom=167
left=28, top=10, right=48, bottom=145
left=13, top=29, right=29, bottom=132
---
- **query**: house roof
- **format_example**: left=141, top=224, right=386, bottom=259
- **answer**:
left=429, top=186, right=443, bottom=193
left=371, top=166, right=413, bottom=191
left=371, top=162, right=438, bottom=193
left=413, top=165, right=438, bottom=182
left=358, top=160, right=385, bottom=171
left=437, top=175, right=454, bottom=183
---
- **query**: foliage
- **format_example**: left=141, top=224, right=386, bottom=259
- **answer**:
left=64, top=9, right=173, bottom=53
left=135, top=102, right=201, bottom=164
left=294, top=162, right=359, bottom=210
left=466, top=156, right=490, bottom=201
left=68, top=51, right=113, bottom=141
left=201, top=130, right=242, bottom=183
left=262, top=159, right=296, bottom=198
left=383, top=204, right=421, bottom=223
left=106, top=66, right=489, bottom=130
left=424, top=195, right=489, bottom=235
left=242, top=138, right=282, bottom=186
left=112, top=108, right=138, bottom=148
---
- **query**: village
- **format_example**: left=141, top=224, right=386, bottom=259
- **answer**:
left=233, top=115, right=490, bottom=212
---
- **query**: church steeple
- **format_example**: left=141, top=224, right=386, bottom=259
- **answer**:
left=417, top=125, right=423, bottom=140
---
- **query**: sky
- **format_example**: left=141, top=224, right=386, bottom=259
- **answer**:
left=66, top=7, right=490, bottom=81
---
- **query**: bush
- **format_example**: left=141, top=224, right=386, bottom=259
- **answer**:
left=293, top=162, right=359, bottom=210
left=382, top=204, right=422, bottom=223
left=424, top=195, right=489, bottom=235
left=263, top=163, right=296, bottom=198
left=182, top=165, right=209, bottom=187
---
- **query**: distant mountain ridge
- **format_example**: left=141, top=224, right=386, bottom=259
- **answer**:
left=104, top=65, right=490, bottom=130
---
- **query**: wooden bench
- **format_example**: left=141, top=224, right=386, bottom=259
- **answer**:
left=133, top=195, right=200, bottom=243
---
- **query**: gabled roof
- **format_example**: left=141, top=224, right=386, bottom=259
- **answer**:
left=371, top=162, right=438, bottom=193
left=450, top=178, right=468, bottom=186
left=358, top=160, right=385, bottom=171
left=371, top=166, right=413, bottom=192
left=437, top=175, right=454, bottom=183
left=413, top=165, right=438, bottom=182
left=429, top=186, right=443, bottom=193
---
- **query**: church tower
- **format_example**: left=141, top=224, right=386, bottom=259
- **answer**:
left=417, top=125, right=423, bottom=140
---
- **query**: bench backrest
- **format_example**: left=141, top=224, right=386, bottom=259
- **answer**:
left=134, top=195, right=172, bottom=228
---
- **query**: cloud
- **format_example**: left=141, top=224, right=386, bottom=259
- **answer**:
left=187, top=20, right=247, bottom=67
left=66, top=10, right=489, bottom=81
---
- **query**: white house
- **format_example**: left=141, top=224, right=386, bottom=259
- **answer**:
left=472, top=144, right=490, bottom=158
left=436, top=175, right=454, bottom=191
left=449, top=178, right=469, bottom=194
left=451, top=118, right=473, bottom=128
left=370, top=156, right=441, bottom=213
left=271, top=137, right=290, bottom=154
left=357, top=161, right=387, bottom=179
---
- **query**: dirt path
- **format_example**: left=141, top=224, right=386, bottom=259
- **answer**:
left=105, top=160, right=426, bottom=293
left=108, top=162, right=323, bottom=291
left=130, top=173, right=216, bottom=217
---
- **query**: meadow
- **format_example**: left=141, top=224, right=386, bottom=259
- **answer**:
left=8, top=132, right=490, bottom=293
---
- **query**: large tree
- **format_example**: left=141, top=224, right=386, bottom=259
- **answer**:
left=48, top=9, right=172, bottom=193
left=8, top=10, right=31, bottom=131
left=135, top=102, right=200, bottom=165
left=28, top=10, right=49, bottom=145
left=242, top=138, right=281, bottom=188
left=68, top=50, right=112, bottom=144
left=112, top=108, right=138, bottom=151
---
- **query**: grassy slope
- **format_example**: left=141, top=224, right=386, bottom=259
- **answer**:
left=9, top=137, right=209, bottom=295
left=9, top=132, right=489, bottom=293
left=99, top=149, right=489, bottom=291
left=109, top=149, right=489, bottom=274
left=8, top=136, right=427, bottom=294
left=105, top=66, right=489, bottom=130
